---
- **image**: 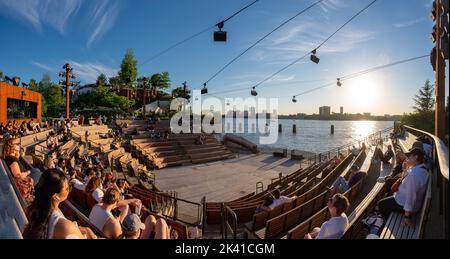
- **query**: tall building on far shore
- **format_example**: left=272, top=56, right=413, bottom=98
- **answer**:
left=340, top=106, right=344, bottom=115
left=319, top=106, right=331, bottom=116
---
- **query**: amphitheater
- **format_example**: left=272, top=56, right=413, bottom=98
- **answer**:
left=0, top=119, right=447, bottom=239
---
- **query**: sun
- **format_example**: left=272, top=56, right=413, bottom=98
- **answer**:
left=345, top=75, right=380, bottom=111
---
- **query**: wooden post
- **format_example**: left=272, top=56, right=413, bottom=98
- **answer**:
left=435, top=0, right=446, bottom=140
left=293, top=124, right=297, bottom=134
left=331, top=125, right=335, bottom=135
left=279, top=124, right=282, bottom=133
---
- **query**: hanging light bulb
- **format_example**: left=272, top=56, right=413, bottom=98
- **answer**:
left=337, top=78, right=342, bottom=87
left=292, top=96, right=297, bottom=103
left=310, top=49, right=320, bottom=64
left=251, top=86, right=258, bottom=96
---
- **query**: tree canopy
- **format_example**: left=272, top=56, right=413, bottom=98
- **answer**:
left=118, top=48, right=138, bottom=88
left=412, top=80, right=435, bottom=113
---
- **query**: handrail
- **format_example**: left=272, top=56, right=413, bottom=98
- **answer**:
left=315, top=126, right=393, bottom=158
left=222, top=204, right=238, bottom=239
left=403, top=125, right=449, bottom=239
left=403, top=125, right=449, bottom=180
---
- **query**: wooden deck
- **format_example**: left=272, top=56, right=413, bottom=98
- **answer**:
left=154, top=154, right=308, bottom=203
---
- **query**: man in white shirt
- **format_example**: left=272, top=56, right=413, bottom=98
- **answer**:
left=68, top=170, right=86, bottom=191
left=268, top=190, right=296, bottom=209
left=305, top=194, right=349, bottom=239
left=377, top=148, right=430, bottom=227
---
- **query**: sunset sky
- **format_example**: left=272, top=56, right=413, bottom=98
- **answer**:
left=0, top=0, right=448, bottom=115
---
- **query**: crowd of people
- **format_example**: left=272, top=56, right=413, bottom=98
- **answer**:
left=1, top=118, right=437, bottom=239
left=0, top=119, right=176, bottom=240
left=0, top=119, right=42, bottom=141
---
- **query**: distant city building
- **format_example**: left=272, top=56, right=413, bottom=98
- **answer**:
left=319, top=106, right=331, bottom=116
left=364, top=112, right=371, bottom=116
left=340, top=106, right=344, bottom=115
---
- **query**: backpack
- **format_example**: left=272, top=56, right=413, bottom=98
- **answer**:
left=362, top=213, right=385, bottom=235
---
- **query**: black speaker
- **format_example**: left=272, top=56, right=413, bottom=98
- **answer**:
left=214, top=31, right=227, bottom=42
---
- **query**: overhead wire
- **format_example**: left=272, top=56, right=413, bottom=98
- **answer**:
left=139, top=0, right=261, bottom=68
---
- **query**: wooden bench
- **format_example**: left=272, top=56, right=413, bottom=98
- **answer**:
left=343, top=142, right=395, bottom=239
left=274, top=149, right=288, bottom=158
left=249, top=190, right=329, bottom=239
left=380, top=174, right=432, bottom=239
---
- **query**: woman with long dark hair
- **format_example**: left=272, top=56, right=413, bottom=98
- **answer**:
left=22, top=169, right=97, bottom=239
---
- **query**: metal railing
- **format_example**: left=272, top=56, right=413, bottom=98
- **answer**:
left=221, top=203, right=238, bottom=239
left=305, top=126, right=394, bottom=164
left=403, top=125, right=449, bottom=239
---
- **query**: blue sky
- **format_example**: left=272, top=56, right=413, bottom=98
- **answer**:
left=0, top=0, right=448, bottom=115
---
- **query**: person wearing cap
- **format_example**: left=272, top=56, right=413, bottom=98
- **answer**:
left=119, top=213, right=172, bottom=239
left=119, top=214, right=146, bottom=239
left=330, top=164, right=367, bottom=195
left=376, top=147, right=430, bottom=227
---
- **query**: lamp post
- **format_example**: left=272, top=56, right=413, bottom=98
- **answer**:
left=59, top=64, right=76, bottom=120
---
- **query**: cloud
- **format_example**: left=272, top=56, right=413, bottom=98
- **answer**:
left=31, top=61, right=55, bottom=72
left=0, top=0, right=121, bottom=46
left=67, top=60, right=118, bottom=83
left=86, top=0, right=120, bottom=47
left=254, top=22, right=375, bottom=63
left=0, top=0, right=82, bottom=34
left=393, top=17, right=427, bottom=28
left=318, top=0, right=346, bottom=13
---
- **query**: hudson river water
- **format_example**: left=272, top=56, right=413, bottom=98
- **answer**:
left=220, top=119, right=394, bottom=154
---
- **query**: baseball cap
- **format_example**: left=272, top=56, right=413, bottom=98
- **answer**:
left=405, top=147, right=425, bottom=158
left=122, top=214, right=145, bottom=233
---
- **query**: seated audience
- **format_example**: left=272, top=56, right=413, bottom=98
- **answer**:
left=255, top=195, right=275, bottom=214
left=44, top=155, right=56, bottom=170
left=269, top=189, right=296, bottom=209
left=46, top=131, right=58, bottom=150
left=68, top=170, right=86, bottom=191
left=55, top=157, right=68, bottom=175
left=23, top=169, right=97, bottom=239
left=89, top=188, right=135, bottom=239
left=330, top=165, right=366, bottom=194
left=3, top=138, right=42, bottom=202
left=305, top=194, right=349, bottom=239
left=376, top=148, right=430, bottom=227
left=119, top=213, right=172, bottom=239
left=86, top=176, right=104, bottom=203
left=379, top=145, right=394, bottom=164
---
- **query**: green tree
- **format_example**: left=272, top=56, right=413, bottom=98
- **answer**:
left=29, top=79, right=39, bottom=92
left=109, top=76, right=122, bottom=91
left=401, top=80, right=437, bottom=134
left=171, top=86, right=190, bottom=98
left=96, top=73, right=108, bottom=87
left=149, top=72, right=171, bottom=92
left=118, top=49, right=138, bottom=89
left=413, top=80, right=435, bottom=113
left=75, top=86, right=135, bottom=114
left=38, top=74, right=65, bottom=117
